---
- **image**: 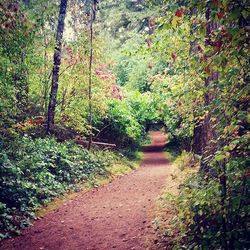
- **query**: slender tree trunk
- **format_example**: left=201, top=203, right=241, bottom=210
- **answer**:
left=47, top=0, right=68, bottom=134
left=41, top=22, right=49, bottom=116
left=87, top=0, right=98, bottom=150
left=200, top=9, right=219, bottom=171
left=192, top=119, right=205, bottom=154
left=87, top=15, right=93, bottom=150
left=189, top=7, right=206, bottom=155
left=219, top=160, right=228, bottom=250
left=60, top=88, right=67, bottom=113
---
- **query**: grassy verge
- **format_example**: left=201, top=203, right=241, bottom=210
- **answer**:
left=150, top=145, right=249, bottom=249
left=149, top=150, right=198, bottom=250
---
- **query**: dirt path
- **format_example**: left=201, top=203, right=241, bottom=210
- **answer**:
left=1, top=131, right=170, bottom=250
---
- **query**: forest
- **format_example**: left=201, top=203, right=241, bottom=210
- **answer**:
left=0, top=0, right=249, bottom=249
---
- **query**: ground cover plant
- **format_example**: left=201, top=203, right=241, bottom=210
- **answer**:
left=0, top=132, right=135, bottom=239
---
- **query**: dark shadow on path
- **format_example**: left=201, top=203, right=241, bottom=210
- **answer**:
left=142, top=144, right=166, bottom=152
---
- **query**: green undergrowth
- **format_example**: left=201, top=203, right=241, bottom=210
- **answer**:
left=0, top=135, right=140, bottom=240
left=151, top=150, right=198, bottom=250
left=153, top=148, right=250, bottom=250
left=36, top=149, right=141, bottom=219
left=174, top=161, right=250, bottom=249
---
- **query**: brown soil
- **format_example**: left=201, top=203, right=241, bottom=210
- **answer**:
left=1, top=131, right=170, bottom=250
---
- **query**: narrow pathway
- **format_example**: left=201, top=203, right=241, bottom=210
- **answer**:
left=1, top=131, right=170, bottom=250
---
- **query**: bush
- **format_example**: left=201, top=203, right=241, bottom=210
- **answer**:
left=174, top=157, right=250, bottom=249
left=101, top=91, right=158, bottom=147
left=0, top=135, right=119, bottom=239
left=103, top=99, right=144, bottom=146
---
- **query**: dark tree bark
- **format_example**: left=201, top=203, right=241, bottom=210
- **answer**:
left=47, top=0, right=68, bottom=134
left=88, top=13, right=93, bottom=150
left=189, top=7, right=206, bottom=155
left=87, top=0, right=98, bottom=150
left=192, top=121, right=206, bottom=155
left=200, top=9, right=220, bottom=171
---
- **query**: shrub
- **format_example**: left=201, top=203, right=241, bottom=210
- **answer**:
left=0, top=135, right=120, bottom=239
left=174, top=157, right=250, bottom=249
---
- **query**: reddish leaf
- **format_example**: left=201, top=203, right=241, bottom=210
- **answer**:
left=175, top=10, right=183, bottom=18
left=217, top=11, right=224, bottom=19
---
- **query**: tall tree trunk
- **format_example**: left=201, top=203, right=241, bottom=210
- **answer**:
left=192, top=120, right=206, bottom=155
left=41, top=23, right=50, bottom=116
left=200, top=9, right=219, bottom=171
left=87, top=0, right=98, bottom=150
left=87, top=12, right=93, bottom=150
left=189, top=7, right=206, bottom=155
left=47, top=0, right=68, bottom=134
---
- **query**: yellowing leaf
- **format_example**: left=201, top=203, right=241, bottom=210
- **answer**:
left=242, top=10, right=249, bottom=19
left=171, top=16, right=181, bottom=29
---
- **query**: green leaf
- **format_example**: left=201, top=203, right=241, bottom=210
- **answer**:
left=214, top=154, right=226, bottom=161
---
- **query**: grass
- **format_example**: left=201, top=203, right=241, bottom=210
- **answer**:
left=149, top=150, right=198, bottom=250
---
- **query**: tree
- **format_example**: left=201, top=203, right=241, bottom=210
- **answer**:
left=0, top=2, right=31, bottom=122
left=47, top=0, right=68, bottom=134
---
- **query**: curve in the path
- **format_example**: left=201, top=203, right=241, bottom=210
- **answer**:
left=1, top=131, right=170, bottom=250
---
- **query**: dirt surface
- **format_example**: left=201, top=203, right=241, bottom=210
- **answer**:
left=1, top=131, right=170, bottom=250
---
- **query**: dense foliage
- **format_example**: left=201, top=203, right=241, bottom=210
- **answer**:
left=145, top=0, right=250, bottom=249
left=0, top=133, right=131, bottom=239
left=0, top=0, right=249, bottom=248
